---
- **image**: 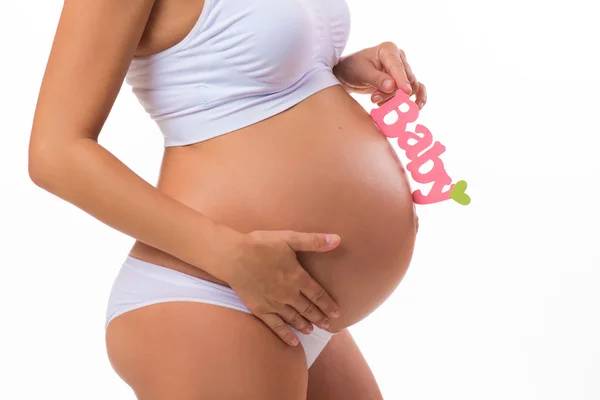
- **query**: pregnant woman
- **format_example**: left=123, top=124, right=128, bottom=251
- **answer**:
left=29, top=0, right=427, bottom=398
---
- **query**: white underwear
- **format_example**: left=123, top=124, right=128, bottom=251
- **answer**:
left=105, top=256, right=334, bottom=368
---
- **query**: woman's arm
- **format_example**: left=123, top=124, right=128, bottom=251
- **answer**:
left=28, top=0, right=240, bottom=272
left=29, top=0, right=340, bottom=345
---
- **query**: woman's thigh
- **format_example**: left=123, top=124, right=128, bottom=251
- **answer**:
left=105, top=301, right=308, bottom=400
left=307, top=329, right=383, bottom=400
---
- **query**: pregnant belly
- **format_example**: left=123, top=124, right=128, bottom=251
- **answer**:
left=131, top=85, right=418, bottom=331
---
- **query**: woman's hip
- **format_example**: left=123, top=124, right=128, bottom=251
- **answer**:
left=105, top=255, right=334, bottom=368
left=105, top=296, right=309, bottom=399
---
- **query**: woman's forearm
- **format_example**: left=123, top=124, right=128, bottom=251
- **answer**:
left=28, top=137, right=245, bottom=280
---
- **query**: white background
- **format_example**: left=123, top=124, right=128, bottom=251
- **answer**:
left=2, top=0, right=599, bottom=399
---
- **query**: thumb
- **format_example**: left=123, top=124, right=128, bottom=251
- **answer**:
left=369, top=70, right=396, bottom=94
left=280, top=231, right=341, bottom=252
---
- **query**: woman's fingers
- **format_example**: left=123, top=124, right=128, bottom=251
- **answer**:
left=235, top=229, right=342, bottom=346
left=397, top=49, right=427, bottom=109
left=277, top=231, right=341, bottom=319
left=372, top=90, right=396, bottom=105
left=298, top=273, right=340, bottom=319
left=377, top=42, right=411, bottom=95
left=279, top=231, right=340, bottom=252
left=372, top=82, right=426, bottom=108
left=288, top=290, right=331, bottom=329
left=415, top=82, right=427, bottom=109
left=398, top=49, right=417, bottom=92
left=279, top=305, right=315, bottom=334
left=371, top=45, right=414, bottom=104
left=259, top=313, right=301, bottom=346
left=371, top=45, right=427, bottom=109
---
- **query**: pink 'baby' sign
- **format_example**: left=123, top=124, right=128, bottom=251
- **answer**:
left=370, top=92, right=470, bottom=206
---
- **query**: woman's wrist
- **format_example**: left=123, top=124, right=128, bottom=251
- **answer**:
left=208, top=223, right=250, bottom=282
left=332, top=56, right=352, bottom=93
left=179, top=217, right=249, bottom=282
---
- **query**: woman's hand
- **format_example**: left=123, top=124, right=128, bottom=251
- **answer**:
left=224, top=230, right=341, bottom=346
left=333, top=41, right=427, bottom=109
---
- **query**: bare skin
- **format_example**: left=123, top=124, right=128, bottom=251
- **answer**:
left=307, top=329, right=383, bottom=400
left=106, top=303, right=383, bottom=400
left=31, top=0, right=418, bottom=398
left=141, top=79, right=417, bottom=325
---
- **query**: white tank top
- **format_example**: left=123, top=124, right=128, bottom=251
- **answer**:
left=125, top=0, right=351, bottom=147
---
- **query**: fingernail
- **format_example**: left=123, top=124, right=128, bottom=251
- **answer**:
left=290, top=337, right=299, bottom=346
left=383, top=80, right=394, bottom=90
left=373, top=95, right=383, bottom=103
left=326, top=235, right=340, bottom=245
left=305, top=324, right=314, bottom=334
left=331, top=310, right=340, bottom=318
left=321, top=319, right=330, bottom=329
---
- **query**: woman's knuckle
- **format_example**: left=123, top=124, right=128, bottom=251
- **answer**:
left=271, top=290, right=287, bottom=304
left=275, top=292, right=289, bottom=305
left=289, top=312, right=301, bottom=325
left=267, top=296, right=284, bottom=310
left=253, top=305, right=266, bottom=315
left=311, top=288, right=326, bottom=304
left=302, top=279, right=315, bottom=293
left=271, top=319, right=286, bottom=331
left=292, top=269, right=308, bottom=285
left=282, top=230, right=296, bottom=242
left=251, top=230, right=269, bottom=241
left=310, top=233, right=320, bottom=249
left=302, top=302, right=316, bottom=315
